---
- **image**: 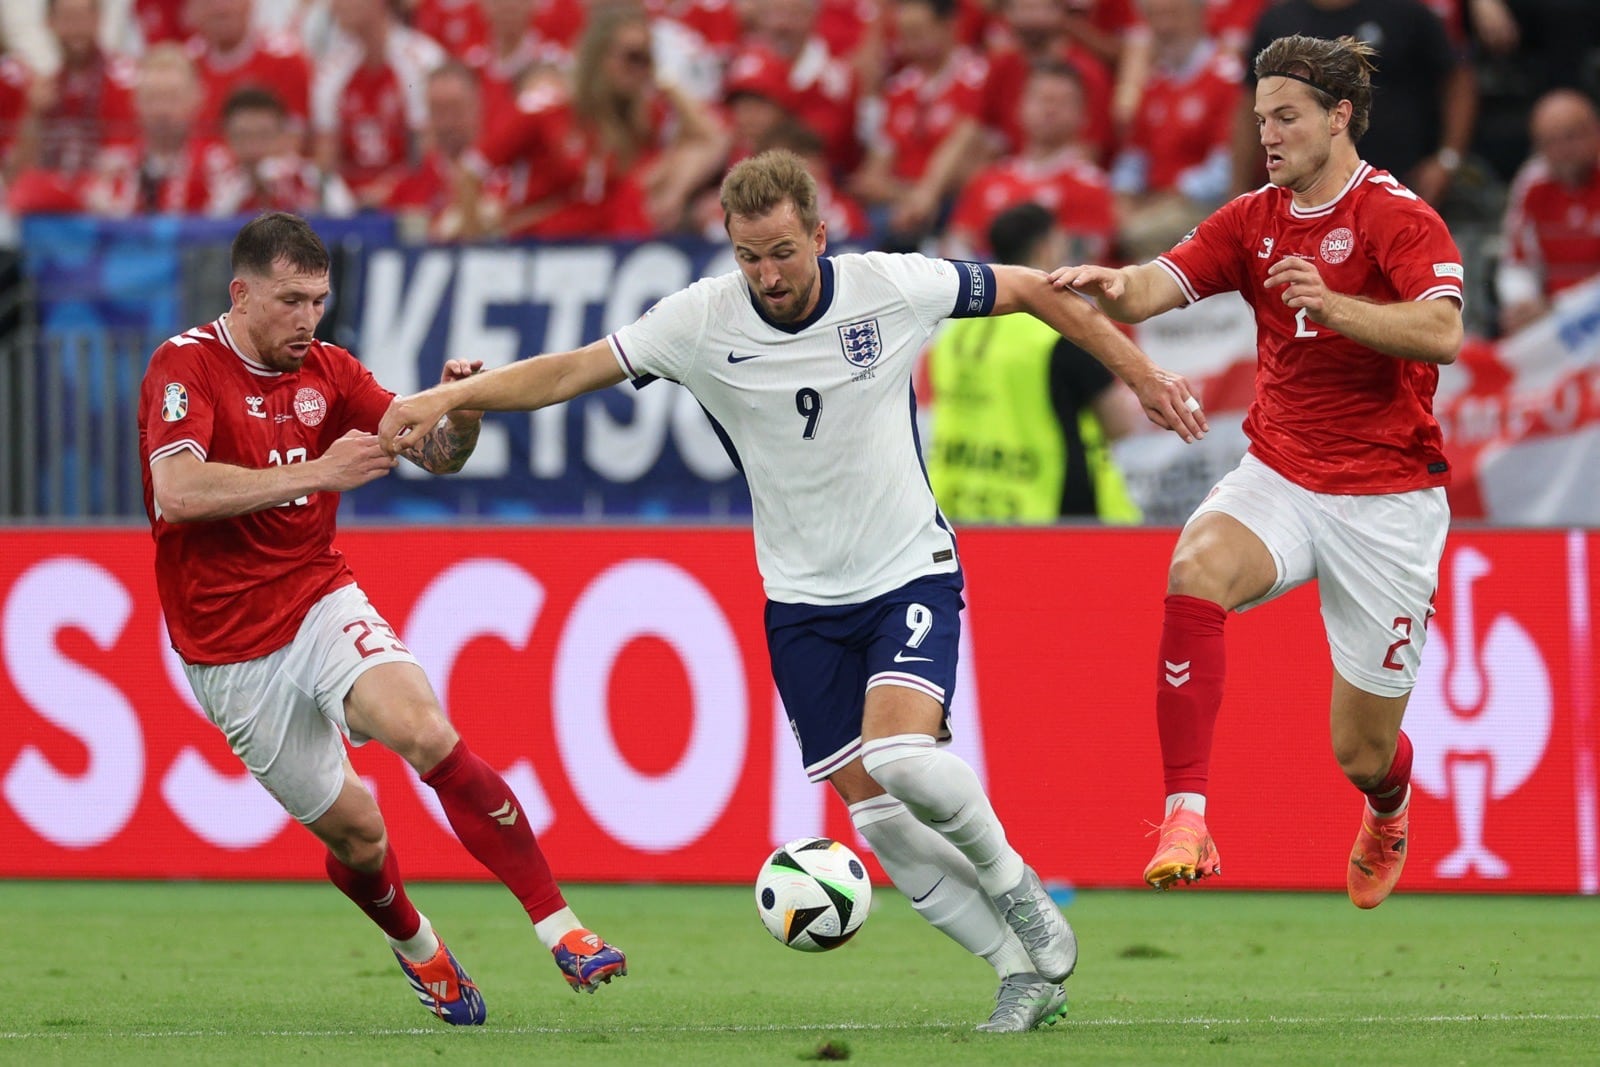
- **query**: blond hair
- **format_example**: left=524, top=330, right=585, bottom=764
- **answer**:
left=572, top=4, right=655, bottom=168
left=719, top=150, right=820, bottom=231
left=1254, top=34, right=1378, bottom=143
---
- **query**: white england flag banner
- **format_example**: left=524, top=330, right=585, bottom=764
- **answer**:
left=1437, top=272, right=1600, bottom=525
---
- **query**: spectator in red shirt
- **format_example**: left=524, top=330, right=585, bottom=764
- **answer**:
left=198, top=85, right=348, bottom=217
left=185, top=0, right=313, bottom=139
left=133, top=0, right=193, bottom=47
left=852, top=0, right=991, bottom=247
left=719, top=45, right=796, bottom=165
left=985, top=0, right=1115, bottom=165
left=388, top=62, right=504, bottom=240
left=412, top=0, right=489, bottom=57
left=7, top=0, right=138, bottom=215
left=0, top=43, right=32, bottom=187
left=457, top=4, right=725, bottom=239
left=85, top=42, right=209, bottom=216
left=312, top=0, right=445, bottom=209
left=740, top=0, right=863, bottom=177
left=945, top=59, right=1114, bottom=262
left=1497, top=89, right=1600, bottom=334
left=462, top=0, right=571, bottom=134
left=1109, top=0, right=1242, bottom=261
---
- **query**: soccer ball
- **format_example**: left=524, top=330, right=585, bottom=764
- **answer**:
left=755, top=837, right=873, bottom=952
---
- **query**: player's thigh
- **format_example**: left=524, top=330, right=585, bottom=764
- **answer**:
left=1314, top=486, right=1448, bottom=698
left=767, top=602, right=871, bottom=783
left=182, top=651, right=347, bottom=825
left=860, top=572, right=963, bottom=741
left=1180, top=453, right=1317, bottom=611
left=300, top=584, right=452, bottom=762
left=344, top=662, right=458, bottom=769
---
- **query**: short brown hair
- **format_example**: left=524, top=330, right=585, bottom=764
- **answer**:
left=231, top=212, right=330, bottom=278
left=1253, top=34, right=1377, bottom=143
left=720, top=150, right=821, bottom=232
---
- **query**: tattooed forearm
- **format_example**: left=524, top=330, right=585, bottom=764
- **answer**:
left=407, top=415, right=481, bottom=474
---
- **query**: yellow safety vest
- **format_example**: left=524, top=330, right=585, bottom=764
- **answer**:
left=926, top=313, right=1141, bottom=524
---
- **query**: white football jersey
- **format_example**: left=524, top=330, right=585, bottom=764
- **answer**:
left=608, top=252, right=997, bottom=605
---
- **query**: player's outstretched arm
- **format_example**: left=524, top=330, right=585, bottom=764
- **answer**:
left=379, top=339, right=626, bottom=456
left=992, top=264, right=1208, bottom=442
left=151, top=430, right=396, bottom=523
left=401, top=358, right=486, bottom=475
left=1046, top=261, right=1187, bottom=324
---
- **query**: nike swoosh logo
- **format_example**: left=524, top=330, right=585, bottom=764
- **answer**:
left=726, top=351, right=766, bottom=364
left=911, top=876, right=945, bottom=903
left=893, top=651, right=934, bottom=663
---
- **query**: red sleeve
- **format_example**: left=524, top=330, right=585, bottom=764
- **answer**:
left=328, top=346, right=396, bottom=436
left=142, top=337, right=216, bottom=464
left=1370, top=195, right=1466, bottom=304
left=476, top=90, right=557, bottom=168
left=1156, top=195, right=1250, bottom=302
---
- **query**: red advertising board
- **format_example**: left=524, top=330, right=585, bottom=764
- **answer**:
left=1, top=527, right=1593, bottom=894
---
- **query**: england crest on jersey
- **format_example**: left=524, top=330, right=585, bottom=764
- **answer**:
left=838, top=319, right=883, bottom=369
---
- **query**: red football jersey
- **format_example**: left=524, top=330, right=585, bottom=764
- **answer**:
left=1121, top=44, right=1242, bottom=194
left=413, top=0, right=489, bottom=57
left=139, top=318, right=394, bottom=665
left=948, top=149, right=1115, bottom=260
left=312, top=29, right=444, bottom=196
left=1500, top=157, right=1600, bottom=299
left=0, top=56, right=30, bottom=160
left=877, top=48, right=988, bottom=181
left=984, top=43, right=1113, bottom=165
left=187, top=32, right=313, bottom=136
left=471, top=81, right=653, bottom=239
left=1156, top=163, right=1465, bottom=494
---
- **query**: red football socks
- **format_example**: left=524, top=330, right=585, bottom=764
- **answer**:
left=325, top=843, right=423, bottom=942
left=1156, top=594, right=1228, bottom=797
left=1364, top=730, right=1414, bottom=815
left=423, top=739, right=566, bottom=923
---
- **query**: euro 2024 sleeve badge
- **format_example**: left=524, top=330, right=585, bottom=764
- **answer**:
left=161, top=382, right=188, bottom=422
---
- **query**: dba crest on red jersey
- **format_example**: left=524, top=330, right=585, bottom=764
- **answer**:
left=161, top=382, right=188, bottom=422
left=294, top=387, right=328, bottom=426
left=1320, top=227, right=1355, bottom=264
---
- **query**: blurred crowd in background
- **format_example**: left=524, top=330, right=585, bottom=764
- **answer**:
left=1, top=0, right=1597, bottom=339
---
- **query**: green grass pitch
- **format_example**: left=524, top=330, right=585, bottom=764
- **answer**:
left=5, top=881, right=1597, bottom=1065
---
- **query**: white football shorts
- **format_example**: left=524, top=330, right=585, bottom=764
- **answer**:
left=1188, top=452, right=1449, bottom=697
left=181, top=583, right=419, bottom=823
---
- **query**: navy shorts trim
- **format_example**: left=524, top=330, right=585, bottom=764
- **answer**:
left=766, top=571, right=964, bottom=782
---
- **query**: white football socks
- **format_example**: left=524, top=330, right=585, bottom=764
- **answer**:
left=533, top=906, right=583, bottom=951
left=388, top=913, right=441, bottom=963
left=849, top=795, right=1031, bottom=977
left=860, top=734, right=1026, bottom=896
left=1165, top=792, right=1207, bottom=817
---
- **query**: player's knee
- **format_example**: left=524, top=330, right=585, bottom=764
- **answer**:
left=391, top=703, right=460, bottom=774
left=861, top=737, right=935, bottom=801
left=332, top=817, right=388, bottom=871
left=1166, top=550, right=1225, bottom=600
left=1332, top=736, right=1392, bottom=790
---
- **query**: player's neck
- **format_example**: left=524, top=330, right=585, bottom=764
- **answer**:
left=220, top=311, right=260, bottom=363
left=1288, top=147, right=1361, bottom=211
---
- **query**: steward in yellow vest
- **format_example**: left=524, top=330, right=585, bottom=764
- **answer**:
left=927, top=202, right=1141, bottom=523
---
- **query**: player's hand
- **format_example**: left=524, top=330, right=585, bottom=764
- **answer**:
left=379, top=393, right=451, bottom=457
left=1264, top=256, right=1336, bottom=322
left=1131, top=369, right=1208, bottom=443
left=319, top=430, right=396, bottom=490
left=1050, top=264, right=1124, bottom=301
left=439, top=359, right=485, bottom=423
